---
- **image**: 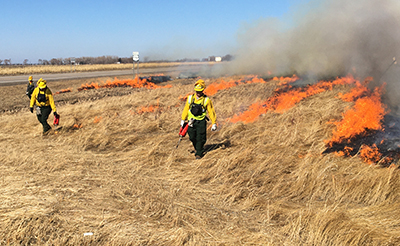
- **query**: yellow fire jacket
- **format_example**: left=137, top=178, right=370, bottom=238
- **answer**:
left=181, top=94, right=216, bottom=124
left=30, top=87, right=57, bottom=112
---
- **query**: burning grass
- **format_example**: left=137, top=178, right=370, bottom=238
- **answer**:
left=77, top=76, right=172, bottom=91
left=228, top=75, right=357, bottom=123
left=324, top=79, right=389, bottom=164
left=54, top=88, right=73, bottom=94
left=0, top=75, right=400, bottom=245
left=203, top=74, right=298, bottom=96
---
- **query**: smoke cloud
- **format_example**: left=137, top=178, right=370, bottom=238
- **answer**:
left=223, top=0, right=400, bottom=113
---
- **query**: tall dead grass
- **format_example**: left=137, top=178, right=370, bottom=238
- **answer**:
left=0, top=62, right=207, bottom=76
left=0, top=77, right=399, bottom=245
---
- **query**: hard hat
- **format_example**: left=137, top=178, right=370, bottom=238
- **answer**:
left=37, top=78, right=47, bottom=89
left=28, top=76, right=33, bottom=81
left=194, top=79, right=205, bottom=91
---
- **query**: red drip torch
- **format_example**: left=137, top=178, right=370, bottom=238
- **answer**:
left=176, top=121, right=190, bottom=149
left=53, top=114, right=60, bottom=126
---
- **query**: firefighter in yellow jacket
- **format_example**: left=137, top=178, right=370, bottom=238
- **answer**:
left=26, top=76, right=35, bottom=99
left=29, top=78, right=58, bottom=134
left=181, top=79, right=217, bottom=159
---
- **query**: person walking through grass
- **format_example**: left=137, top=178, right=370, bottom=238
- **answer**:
left=26, top=76, right=35, bottom=99
left=29, top=78, right=59, bottom=134
left=181, top=79, right=217, bottom=159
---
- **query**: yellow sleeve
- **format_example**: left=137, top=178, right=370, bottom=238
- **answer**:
left=206, top=99, right=217, bottom=124
left=47, top=89, right=57, bottom=112
left=29, top=88, right=38, bottom=108
left=181, top=99, right=190, bottom=121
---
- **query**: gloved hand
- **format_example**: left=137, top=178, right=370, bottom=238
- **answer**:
left=180, top=119, right=185, bottom=127
left=211, top=123, right=217, bottom=131
left=54, top=112, right=58, bottom=117
left=29, top=107, right=33, bottom=113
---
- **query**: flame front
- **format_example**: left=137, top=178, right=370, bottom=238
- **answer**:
left=55, top=88, right=73, bottom=95
left=78, top=76, right=172, bottom=91
left=323, top=78, right=390, bottom=165
left=229, top=75, right=357, bottom=123
left=204, top=75, right=298, bottom=96
left=326, top=82, right=386, bottom=147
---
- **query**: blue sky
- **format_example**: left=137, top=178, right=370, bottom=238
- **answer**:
left=1, top=0, right=307, bottom=64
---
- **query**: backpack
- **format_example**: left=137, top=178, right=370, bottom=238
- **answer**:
left=188, top=94, right=208, bottom=116
left=26, top=83, right=35, bottom=98
left=37, top=91, right=47, bottom=103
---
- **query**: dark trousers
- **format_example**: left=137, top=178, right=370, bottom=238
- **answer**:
left=188, top=119, right=207, bottom=157
left=36, top=106, right=52, bottom=133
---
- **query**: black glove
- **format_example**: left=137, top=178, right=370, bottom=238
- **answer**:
left=54, top=112, right=58, bottom=117
left=29, top=107, right=33, bottom=113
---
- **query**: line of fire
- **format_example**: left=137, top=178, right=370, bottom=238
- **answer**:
left=57, top=69, right=400, bottom=167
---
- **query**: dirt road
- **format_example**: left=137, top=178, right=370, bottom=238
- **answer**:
left=0, top=64, right=207, bottom=86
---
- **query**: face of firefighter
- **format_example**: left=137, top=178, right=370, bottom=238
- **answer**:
left=195, top=90, right=204, bottom=97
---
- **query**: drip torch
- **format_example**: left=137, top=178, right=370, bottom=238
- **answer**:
left=176, top=119, right=193, bottom=148
left=53, top=113, right=60, bottom=126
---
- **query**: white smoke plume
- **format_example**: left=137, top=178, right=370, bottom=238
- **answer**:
left=227, top=0, right=400, bottom=77
left=224, top=0, right=400, bottom=112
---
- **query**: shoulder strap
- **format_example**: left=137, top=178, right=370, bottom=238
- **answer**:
left=189, top=94, right=208, bottom=109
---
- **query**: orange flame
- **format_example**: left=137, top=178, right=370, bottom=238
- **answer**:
left=203, top=75, right=279, bottom=96
left=73, top=123, right=83, bottom=128
left=275, top=75, right=299, bottom=86
left=77, top=76, right=172, bottom=91
left=360, top=144, right=382, bottom=164
left=54, top=88, right=73, bottom=94
left=93, top=116, right=102, bottom=123
left=323, top=78, right=389, bottom=165
left=335, top=146, right=354, bottom=157
left=337, top=77, right=373, bottom=102
left=326, top=84, right=386, bottom=147
left=177, top=75, right=298, bottom=102
left=229, top=101, right=267, bottom=123
left=132, top=99, right=160, bottom=115
left=230, top=75, right=357, bottom=123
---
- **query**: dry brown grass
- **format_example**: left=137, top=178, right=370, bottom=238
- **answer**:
left=0, top=62, right=209, bottom=76
left=0, top=76, right=400, bottom=245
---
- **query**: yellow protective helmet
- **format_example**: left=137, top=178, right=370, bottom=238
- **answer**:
left=28, top=76, right=33, bottom=81
left=194, top=79, right=205, bottom=91
left=37, top=78, right=47, bottom=89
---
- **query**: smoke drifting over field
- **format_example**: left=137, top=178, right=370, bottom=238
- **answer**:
left=229, top=0, right=400, bottom=77
left=224, top=0, right=400, bottom=112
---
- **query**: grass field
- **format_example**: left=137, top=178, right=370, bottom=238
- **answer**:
left=0, top=74, right=399, bottom=245
left=0, top=62, right=209, bottom=76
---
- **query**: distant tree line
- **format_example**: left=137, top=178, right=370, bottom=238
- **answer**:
left=38, top=56, right=126, bottom=65
left=0, top=59, right=11, bottom=65
left=0, top=54, right=234, bottom=65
